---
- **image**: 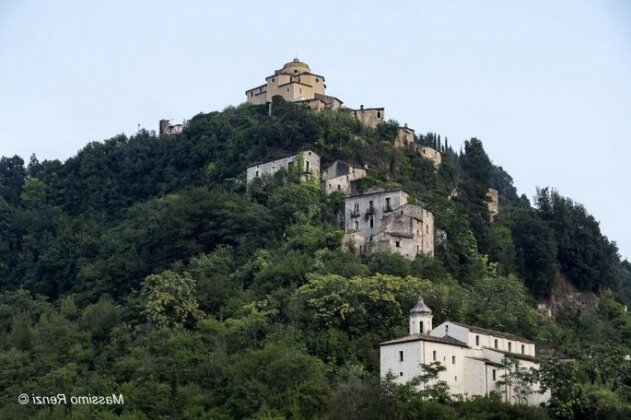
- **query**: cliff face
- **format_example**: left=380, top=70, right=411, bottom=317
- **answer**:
left=538, top=276, right=602, bottom=319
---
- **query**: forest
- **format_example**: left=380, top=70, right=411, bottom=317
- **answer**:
left=0, top=97, right=630, bottom=419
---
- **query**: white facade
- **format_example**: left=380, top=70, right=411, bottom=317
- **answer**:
left=380, top=300, right=551, bottom=406
left=246, top=150, right=320, bottom=184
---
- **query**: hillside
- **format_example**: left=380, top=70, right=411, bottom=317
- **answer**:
left=0, top=98, right=630, bottom=419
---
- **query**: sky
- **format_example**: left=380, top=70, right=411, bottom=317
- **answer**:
left=0, top=0, right=630, bottom=259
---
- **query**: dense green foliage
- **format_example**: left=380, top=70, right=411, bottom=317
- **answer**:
left=0, top=99, right=629, bottom=418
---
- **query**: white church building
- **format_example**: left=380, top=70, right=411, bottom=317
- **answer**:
left=380, top=297, right=550, bottom=406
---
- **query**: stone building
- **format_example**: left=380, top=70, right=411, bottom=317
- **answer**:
left=245, top=58, right=342, bottom=110
left=159, top=119, right=188, bottom=136
left=343, top=187, right=434, bottom=260
left=369, top=204, right=435, bottom=258
left=246, top=150, right=320, bottom=184
left=353, top=105, right=385, bottom=128
left=487, top=188, right=499, bottom=219
left=380, top=298, right=550, bottom=406
left=321, top=160, right=367, bottom=196
left=394, top=124, right=415, bottom=148
left=419, top=146, right=442, bottom=167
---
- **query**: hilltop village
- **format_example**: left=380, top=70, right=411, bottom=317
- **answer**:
left=241, top=59, right=498, bottom=261
left=157, top=59, right=548, bottom=405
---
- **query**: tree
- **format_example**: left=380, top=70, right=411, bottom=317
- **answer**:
left=497, top=357, right=537, bottom=404
left=0, top=156, right=25, bottom=206
left=536, top=188, right=621, bottom=292
left=141, top=271, right=202, bottom=329
left=509, top=207, right=559, bottom=297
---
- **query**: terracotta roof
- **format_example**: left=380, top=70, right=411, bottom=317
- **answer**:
left=450, top=322, right=535, bottom=344
left=467, top=356, right=503, bottom=367
left=265, top=71, right=326, bottom=81
left=245, top=83, right=268, bottom=93
left=380, top=333, right=468, bottom=348
left=484, top=347, right=537, bottom=362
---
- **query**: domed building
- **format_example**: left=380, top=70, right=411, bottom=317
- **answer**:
left=245, top=58, right=342, bottom=110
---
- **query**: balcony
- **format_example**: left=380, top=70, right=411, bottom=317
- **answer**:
left=350, top=209, right=360, bottom=218
left=384, top=205, right=393, bottom=213
left=366, top=205, right=377, bottom=215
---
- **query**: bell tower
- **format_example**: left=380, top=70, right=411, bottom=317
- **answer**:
left=409, top=296, right=433, bottom=335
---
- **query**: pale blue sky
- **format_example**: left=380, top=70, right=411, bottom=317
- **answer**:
left=0, top=1, right=629, bottom=259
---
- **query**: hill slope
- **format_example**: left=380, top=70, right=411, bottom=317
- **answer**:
left=0, top=99, right=629, bottom=418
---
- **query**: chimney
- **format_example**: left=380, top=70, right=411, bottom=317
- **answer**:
left=360, top=105, right=364, bottom=110
left=404, top=123, right=408, bottom=128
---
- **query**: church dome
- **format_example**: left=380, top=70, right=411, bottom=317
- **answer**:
left=410, top=296, right=432, bottom=315
left=281, top=58, right=311, bottom=74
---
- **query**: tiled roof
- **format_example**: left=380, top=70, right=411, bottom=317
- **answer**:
left=450, top=322, right=535, bottom=344
left=380, top=333, right=467, bottom=348
left=484, top=347, right=537, bottom=362
left=466, top=356, right=503, bottom=367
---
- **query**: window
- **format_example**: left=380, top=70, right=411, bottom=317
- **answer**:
left=377, top=111, right=381, bottom=118
left=395, top=241, right=400, bottom=248
left=370, top=218, right=374, bottom=228
left=299, top=88, right=302, bottom=94
left=508, top=342, right=512, bottom=352
left=455, top=376, right=458, bottom=382
left=316, top=78, right=319, bottom=82
left=354, top=203, right=359, bottom=213
left=250, top=92, right=253, bottom=97
left=287, top=88, right=290, bottom=92
left=354, top=221, right=359, bottom=230
left=452, top=355, right=456, bottom=364
left=385, top=197, right=391, bottom=209
left=255, top=171, right=259, bottom=177
left=426, top=225, right=429, bottom=234
left=305, top=161, right=310, bottom=172
left=494, top=339, right=498, bottom=349
left=492, top=369, right=496, bottom=381
left=399, top=372, right=403, bottom=377
left=475, top=335, right=480, bottom=346
left=337, top=185, right=341, bottom=191
left=521, top=344, right=525, bottom=354
left=272, top=78, right=275, bottom=82
left=419, top=321, right=424, bottom=334
left=399, top=351, right=404, bottom=362
left=432, top=351, right=437, bottom=361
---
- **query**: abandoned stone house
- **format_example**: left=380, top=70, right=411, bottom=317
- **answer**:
left=159, top=119, right=188, bottom=136
left=342, top=187, right=434, bottom=260
left=419, top=146, right=442, bottom=167
left=380, top=298, right=550, bottom=406
left=487, top=188, right=499, bottom=219
left=321, top=160, right=367, bottom=196
left=246, top=150, right=320, bottom=184
left=394, top=124, right=416, bottom=148
left=353, top=105, right=385, bottom=128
